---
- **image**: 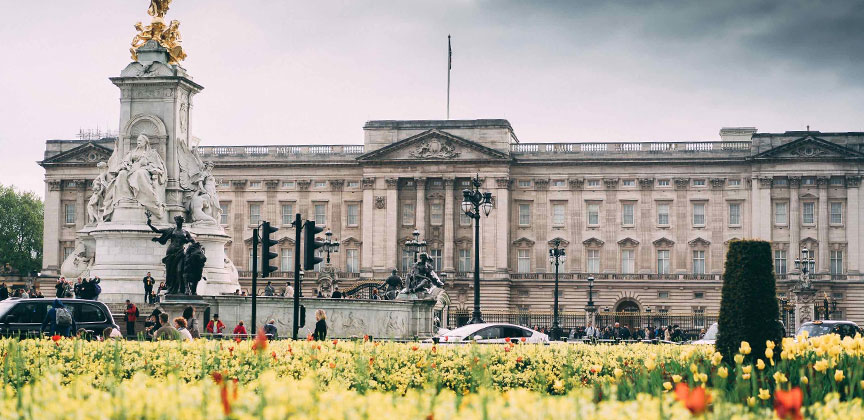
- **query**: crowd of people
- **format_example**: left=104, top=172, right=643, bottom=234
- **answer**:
left=53, top=277, right=103, bottom=300
left=0, top=282, right=44, bottom=299
left=565, top=321, right=688, bottom=342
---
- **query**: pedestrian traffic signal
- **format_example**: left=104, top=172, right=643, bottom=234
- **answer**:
left=303, top=220, right=324, bottom=270
left=261, top=221, right=279, bottom=277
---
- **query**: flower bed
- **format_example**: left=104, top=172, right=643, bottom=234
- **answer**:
left=0, top=333, right=862, bottom=419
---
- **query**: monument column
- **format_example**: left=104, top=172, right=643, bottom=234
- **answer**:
left=415, top=177, right=426, bottom=238
left=817, top=177, right=830, bottom=272
left=443, top=177, right=455, bottom=272
left=385, top=178, right=399, bottom=270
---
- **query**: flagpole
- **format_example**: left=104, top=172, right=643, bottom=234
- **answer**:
left=447, top=34, right=451, bottom=120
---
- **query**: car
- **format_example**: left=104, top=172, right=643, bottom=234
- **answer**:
left=796, top=320, right=862, bottom=339
left=0, top=298, right=118, bottom=338
left=691, top=322, right=718, bottom=345
left=428, top=323, right=549, bottom=344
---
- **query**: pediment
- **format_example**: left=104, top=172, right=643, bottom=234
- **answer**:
left=753, top=135, right=864, bottom=161
left=688, top=237, right=711, bottom=247
left=799, top=193, right=818, bottom=199
left=582, top=237, right=604, bottom=247
left=342, top=236, right=362, bottom=246
left=356, top=129, right=511, bottom=163
left=800, top=237, right=819, bottom=246
left=40, top=142, right=114, bottom=165
left=617, top=237, right=640, bottom=247
left=512, top=237, right=536, bottom=247
left=652, top=237, right=675, bottom=247
left=277, top=237, right=295, bottom=245
left=547, top=237, right=570, bottom=247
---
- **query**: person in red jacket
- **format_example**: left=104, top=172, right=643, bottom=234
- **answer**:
left=124, top=300, right=139, bottom=339
left=232, top=320, right=247, bottom=340
left=206, top=314, right=226, bottom=339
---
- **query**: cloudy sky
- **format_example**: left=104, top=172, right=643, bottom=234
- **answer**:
left=1, top=0, right=863, bottom=196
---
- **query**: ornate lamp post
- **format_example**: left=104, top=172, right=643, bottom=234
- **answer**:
left=587, top=276, right=595, bottom=308
left=322, top=229, right=340, bottom=264
left=404, top=229, right=427, bottom=263
left=461, top=174, right=494, bottom=325
left=548, top=239, right=567, bottom=340
left=794, top=247, right=816, bottom=289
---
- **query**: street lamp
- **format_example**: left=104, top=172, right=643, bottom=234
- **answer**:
left=586, top=276, right=595, bottom=308
left=404, top=229, right=427, bottom=263
left=322, top=229, right=340, bottom=264
left=794, top=247, right=816, bottom=289
left=548, top=238, right=567, bottom=340
left=461, top=174, right=494, bottom=325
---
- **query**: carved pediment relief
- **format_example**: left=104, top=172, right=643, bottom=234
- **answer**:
left=652, top=237, right=675, bottom=248
left=582, top=237, right=605, bottom=247
left=40, top=142, right=114, bottom=165
left=547, top=237, right=570, bottom=247
left=753, top=135, right=864, bottom=161
left=688, top=237, right=711, bottom=247
left=617, top=237, right=640, bottom=247
left=356, top=129, right=510, bottom=162
left=799, top=237, right=819, bottom=246
left=342, top=236, right=362, bottom=246
left=454, top=237, right=473, bottom=246
left=512, top=237, right=536, bottom=247
left=277, top=237, right=295, bottom=245
left=799, top=193, right=818, bottom=199
left=409, top=138, right=460, bottom=159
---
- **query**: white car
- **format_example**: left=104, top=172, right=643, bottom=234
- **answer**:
left=430, top=323, right=549, bottom=344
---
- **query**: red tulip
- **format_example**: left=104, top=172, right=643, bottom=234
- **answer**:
left=51, top=335, right=61, bottom=342
left=774, top=388, right=803, bottom=420
left=252, top=329, right=267, bottom=352
left=674, top=383, right=709, bottom=415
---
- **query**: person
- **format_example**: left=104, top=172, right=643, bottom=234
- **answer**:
left=182, top=306, right=200, bottom=339
left=175, top=317, right=193, bottom=341
left=143, top=272, right=155, bottom=302
left=20, top=289, right=29, bottom=299
left=233, top=320, right=248, bottom=339
left=73, top=278, right=83, bottom=299
left=664, top=326, right=672, bottom=341
left=370, top=288, right=381, bottom=300
left=91, top=277, right=102, bottom=300
left=644, top=327, right=653, bottom=340
left=0, top=282, right=8, bottom=300
left=125, top=300, right=139, bottom=338
left=206, top=314, right=226, bottom=339
left=149, top=291, right=158, bottom=304
left=671, top=325, right=683, bottom=342
left=263, top=319, right=277, bottom=340
left=154, top=313, right=181, bottom=340
left=102, top=326, right=123, bottom=341
left=331, top=287, right=343, bottom=299
left=698, top=328, right=707, bottom=339
left=264, top=281, right=275, bottom=297
left=382, top=269, right=403, bottom=300
left=54, top=278, right=66, bottom=299
left=621, top=324, right=632, bottom=340
left=233, top=289, right=241, bottom=296
left=584, top=321, right=599, bottom=339
left=76, top=328, right=89, bottom=339
left=283, top=282, right=294, bottom=298
left=313, top=309, right=327, bottom=341
left=41, top=299, right=76, bottom=337
left=144, top=315, right=157, bottom=340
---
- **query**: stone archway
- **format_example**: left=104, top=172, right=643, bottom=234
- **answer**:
left=615, top=299, right=641, bottom=313
left=615, top=299, right=642, bottom=330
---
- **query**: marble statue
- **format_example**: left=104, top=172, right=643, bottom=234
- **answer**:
left=188, top=190, right=216, bottom=225
left=86, top=162, right=111, bottom=225
left=179, top=137, right=222, bottom=223
left=104, top=134, right=166, bottom=220
left=147, top=213, right=193, bottom=294
left=60, top=241, right=93, bottom=279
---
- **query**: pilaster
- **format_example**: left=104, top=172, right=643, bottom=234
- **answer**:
left=848, top=176, right=861, bottom=273
left=789, top=176, right=801, bottom=267
left=385, top=178, right=399, bottom=270
left=361, top=177, right=375, bottom=272
left=817, top=176, right=830, bottom=272
left=415, top=177, right=426, bottom=238
left=443, top=178, right=455, bottom=272
left=495, top=178, right=512, bottom=272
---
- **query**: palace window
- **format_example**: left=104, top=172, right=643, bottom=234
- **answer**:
left=774, top=202, right=788, bottom=225
left=346, top=204, right=360, bottom=226
left=658, top=291, right=669, bottom=299
left=517, top=249, right=531, bottom=273
left=774, top=178, right=788, bottom=186
left=802, top=202, right=815, bottom=225
left=692, top=202, right=706, bottom=226
left=282, top=181, right=295, bottom=188
left=249, top=203, right=261, bottom=226
left=518, top=203, right=531, bottom=226
left=551, top=203, right=566, bottom=226
left=430, top=203, right=443, bottom=225
left=458, top=249, right=471, bottom=272
left=552, top=180, right=565, bottom=187
left=693, top=179, right=706, bottom=186
left=314, top=203, right=327, bottom=226
left=830, top=202, right=843, bottom=224
left=728, top=179, right=741, bottom=186
left=402, top=203, right=415, bottom=226
left=347, top=180, right=360, bottom=188
left=248, top=248, right=256, bottom=271
left=728, top=202, right=741, bottom=226
left=281, top=203, right=294, bottom=225
left=429, top=249, right=442, bottom=272
left=219, top=203, right=229, bottom=225
left=459, top=210, right=472, bottom=226
left=802, top=177, right=815, bottom=186
left=621, top=249, right=635, bottom=274
left=314, top=181, right=326, bottom=188
left=657, top=250, right=670, bottom=274
left=774, top=250, right=787, bottom=275
left=64, top=203, right=76, bottom=224
left=587, top=203, right=600, bottom=226
left=249, top=181, right=262, bottom=188
left=621, top=203, right=635, bottom=227
left=830, top=251, right=843, bottom=275
left=587, top=179, right=601, bottom=187
left=586, top=249, right=600, bottom=273
left=313, top=249, right=323, bottom=272
left=346, top=249, right=359, bottom=273
left=517, top=180, right=532, bottom=188
left=830, top=177, right=845, bottom=186
left=657, top=203, right=670, bottom=226
left=692, top=250, right=706, bottom=274
left=621, top=179, right=635, bottom=187
left=658, top=179, right=670, bottom=187
left=281, top=249, right=293, bottom=272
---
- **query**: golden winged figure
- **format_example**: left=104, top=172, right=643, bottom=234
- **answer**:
left=130, top=1, right=186, bottom=64
left=148, top=0, right=172, bottom=18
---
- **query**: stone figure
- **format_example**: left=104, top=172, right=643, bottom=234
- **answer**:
left=86, top=162, right=111, bottom=225
left=130, top=1, right=185, bottom=64
left=104, top=134, right=166, bottom=220
left=382, top=270, right=403, bottom=300
left=188, top=190, right=216, bottom=225
left=148, top=0, right=172, bottom=18
left=183, top=241, right=207, bottom=295
left=147, top=212, right=193, bottom=294
left=60, top=241, right=93, bottom=279
left=405, top=253, right=444, bottom=295
left=179, top=138, right=222, bottom=224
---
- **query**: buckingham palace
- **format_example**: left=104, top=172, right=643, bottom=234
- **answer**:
left=40, top=119, right=864, bottom=324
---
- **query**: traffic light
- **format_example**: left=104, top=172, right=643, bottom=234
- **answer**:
left=261, top=221, right=279, bottom=277
left=303, top=220, right=325, bottom=270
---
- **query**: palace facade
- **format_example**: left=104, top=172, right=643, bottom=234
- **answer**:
left=40, top=120, right=864, bottom=324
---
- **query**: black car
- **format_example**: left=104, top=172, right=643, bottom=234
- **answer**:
left=0, top=298, right=118, bottom=338
left=796, top=320, right=862, bottom=339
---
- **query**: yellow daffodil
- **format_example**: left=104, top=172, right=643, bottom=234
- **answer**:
left=711, top=352, right=723, bottom=366
left=814, top=359, right=830, bottom=373
left=672, top=374, right=682, bottom=383
left=734, top=354, right=744, bottom=364
left=743, top=373, right=751, bottom=380
left=644, top=358, right=656, bottom=371
left=747, top=396, right=756, bottom=407
left=766, top=340, right=775, bottom=350
left=758, top=388, right=771, bottom=400
left=739, top=341, right=752, bottom=355
left=717, top=367, right=728, bottom=379
left=757, top=359, right=766, bottom=370
left=742, top=365, right=752, bottom=374
left=834, top=370, right=845, bottom=382
left=773, top=372, right=787, bottom=384
left=800, top=376, right=808, bottom=385
left=663, top=381, right=673, bottom=391
left=613, top=368, right=623, bottom=379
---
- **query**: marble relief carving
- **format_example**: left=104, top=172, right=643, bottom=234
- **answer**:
left=409, top=139, right=460, bottom=159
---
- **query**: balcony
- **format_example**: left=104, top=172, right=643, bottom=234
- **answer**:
left=198, top=145, right=365, bottom=163
left=511, top=141, right=752, bottom=159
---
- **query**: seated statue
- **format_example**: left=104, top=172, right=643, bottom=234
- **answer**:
left=405, top=253, right=444, bottom=295
left=382, top=269, right=403, bottom=300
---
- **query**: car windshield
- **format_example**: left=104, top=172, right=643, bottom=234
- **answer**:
left=0, top=301, right=16, bottom=317
left=702, top=323, right=718, bottom=340
left=442, top=324, right=482, bottom=337
left=797, top=324, right=832, bottom=337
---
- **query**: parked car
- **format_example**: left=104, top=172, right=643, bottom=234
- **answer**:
left=427, top=323, right=549, bottom=344
left=0, top=298, right=118, bottom=338
left=796, top=320, right=862, bottom=339
left=691, top=323, right=718, bottom=345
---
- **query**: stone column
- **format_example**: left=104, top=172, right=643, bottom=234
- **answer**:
left=602, top=178, right=619, bottom=272
left=415, top=177, right=426, bottom=237
left=673, top=178, right=689, bottom=273
left=754, top=177, right=773, bottom=240
left=817, top=177, right=830, bottom=272
left=496, top=178, right=513, bottom=273
left=385, top=178, right=399, bottom=270
left=42, top=180, right=63, bottom=272
left=330, top=179, right=345, bottom=269
left=569, top=178, right=584, bottom=271
left=75, top=180, right=88, bottom=230
left=534, top=178, right=550, bottom=272
left=443, top=178, right=455, bottom=272
left=361, top=177, right=376, bottom=273
left=847, top=176, right=861, bottom=273
left=789, top=177, right=801, bottom=268
left=481, top=176, right=496, bottom=271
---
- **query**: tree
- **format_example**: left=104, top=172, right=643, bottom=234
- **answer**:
left=0, top=185, right=44, bottom=276
left=716, top=240, right=781, bottom=363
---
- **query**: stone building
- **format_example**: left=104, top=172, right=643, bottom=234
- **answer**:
left=40, top=120, right=864, bottom=324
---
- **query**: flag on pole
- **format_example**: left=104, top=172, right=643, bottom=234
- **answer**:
left=448, top=34, right=452, bottom=70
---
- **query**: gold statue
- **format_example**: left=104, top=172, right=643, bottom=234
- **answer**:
left=148, top=0, right=172, bottom=18
left=130, top=1, right=185, bottom=64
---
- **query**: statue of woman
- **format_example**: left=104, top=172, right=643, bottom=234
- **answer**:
left=148, top=213, right=193, bottom=294
left=106, top=134, right=166, bottom=219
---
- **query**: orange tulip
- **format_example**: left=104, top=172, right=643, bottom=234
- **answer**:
left=252, top=329, right=267, bottom=352
left=674, top=383, right=710, bottom=415
left=774, top=388, right=803, bottom=420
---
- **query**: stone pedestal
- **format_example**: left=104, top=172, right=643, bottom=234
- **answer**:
left=792, top=287, right=817, bottom=332
left=157, top=295, right=210, bottom=334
